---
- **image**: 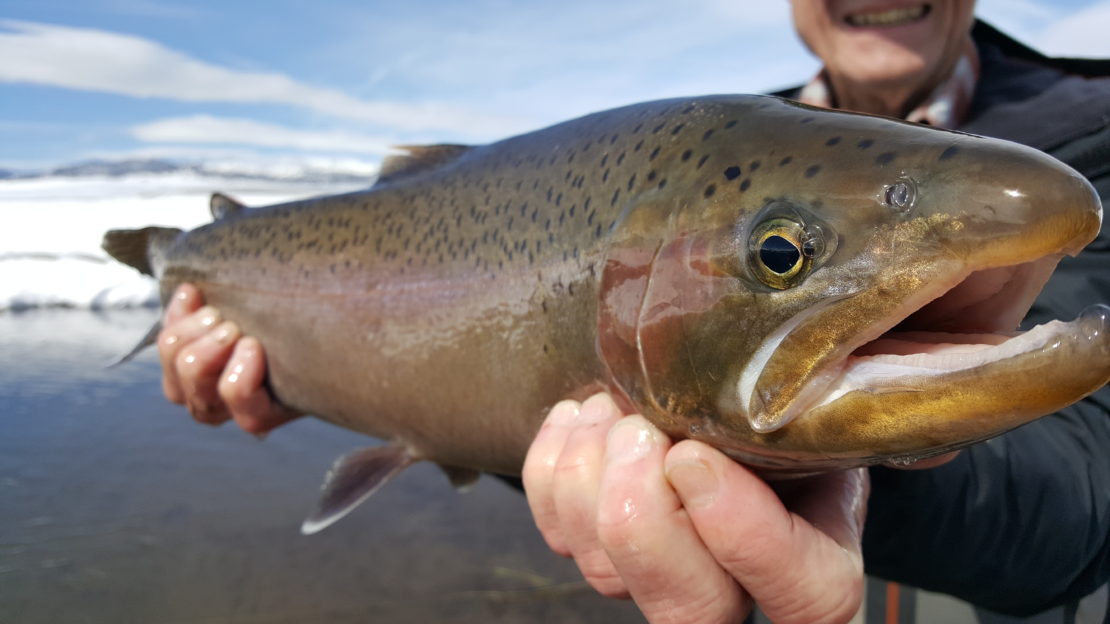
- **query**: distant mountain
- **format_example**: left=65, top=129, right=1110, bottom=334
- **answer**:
left=1, top=157, right=378, bottom=185
left=49, top=158, right=185, bottom=177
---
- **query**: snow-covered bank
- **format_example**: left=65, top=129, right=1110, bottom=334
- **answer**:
left=0, top=166, right=371, bottom=311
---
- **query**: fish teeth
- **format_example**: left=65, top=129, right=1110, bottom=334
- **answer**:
left=846, top=5, right=927, bottom=27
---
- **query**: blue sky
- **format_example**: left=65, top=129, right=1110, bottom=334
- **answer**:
left=1, top=0, right=1108, bottom=170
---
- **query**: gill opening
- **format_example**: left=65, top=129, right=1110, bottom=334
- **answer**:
left=735, top=294, right=851, bottom=432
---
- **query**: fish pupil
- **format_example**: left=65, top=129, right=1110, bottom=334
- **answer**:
left=760, top=236, right=801, bottom=274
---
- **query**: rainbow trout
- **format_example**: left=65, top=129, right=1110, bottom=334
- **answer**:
left=103, top=95, right=1110, bottom=533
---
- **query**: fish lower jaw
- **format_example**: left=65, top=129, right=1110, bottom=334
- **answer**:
left=813, top=305, right=1110, bottom=408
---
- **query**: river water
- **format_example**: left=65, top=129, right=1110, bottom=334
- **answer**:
left=0, top=309, right=641, bottom=623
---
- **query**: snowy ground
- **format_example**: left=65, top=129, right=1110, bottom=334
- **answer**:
left=0, top=172, right=369, bottom=311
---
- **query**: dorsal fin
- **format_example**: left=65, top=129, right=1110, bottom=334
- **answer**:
left=375, top=144, right=472, bottom=186
left=210, top=192, right=246, bottom=220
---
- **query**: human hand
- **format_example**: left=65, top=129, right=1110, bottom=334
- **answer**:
left=522, top=393, right=867, bottom=624
left=158, top=284, right=301, bottom=435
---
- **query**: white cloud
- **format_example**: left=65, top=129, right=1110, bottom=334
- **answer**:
left=0, top=19, right=531, bottom=136
left=132, top=115, right=397, bottom=154
left=1032, top=1, right=1110, bottom=58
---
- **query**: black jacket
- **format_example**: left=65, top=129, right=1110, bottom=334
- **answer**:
left=849, top=22, right=1110, bottom=616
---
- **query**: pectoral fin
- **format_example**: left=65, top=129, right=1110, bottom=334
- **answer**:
left=301, top=444, right=415, bottom=535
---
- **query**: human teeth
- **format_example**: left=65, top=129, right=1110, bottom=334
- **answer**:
left=846, top=5, right=927, bottom=26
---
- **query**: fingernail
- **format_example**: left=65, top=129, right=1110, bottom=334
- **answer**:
left=576, top=393, right=616, bottom=425
left=666, top=459, right=718, bottom=509
left=606, top=418, right=658, bottom=465
left=211, top=321, right=240, bottom=346
left=197, top=306, right=220, bottom=327
left=548, top=400, right=580, bottom=427
left=174, top=287, right=190, bottom=301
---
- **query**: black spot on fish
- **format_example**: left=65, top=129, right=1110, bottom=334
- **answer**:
left=658, top=178, right=668, bottom=189
left=627, top=174, right=636, bottom=190
left=602, top=169, right=610, bottom=182
left=671, top=124, right=685, bottom=135
left=652, top=123, right=665, bottom=134
left=805, top=165, right=821, bottom=178
left=704, top=184, right=716, bottom=198
left=826, top=136, right=841, bottom=146
left=750, top=160, right=761, bottom=172
left=681, top=149, right=692, bottom=162
left=939, top=145, right=960, bottom=161
left=697, top=154, right=709, bottom=168
left=740, top=179, right=751, bottom=192
left=876, top=152, right=897, bottom=165
left=725, top=120, right=738, bottom=129
left=724, top=166, right=741, bottom=180
left=617, top=152, right=625, bottom=166
left=610, top=133, right=619, bottom=144
left=634, top=140, right=643, bottom=152
left=702, top=129, right=714, bottom=141
left=801, top=116, right=815, bottom=124
left=647, top=170, right=656, bottom=181
left=857, top=139, right=874, bottom=149
left=650, top=147, right=661, bottom=160
left=779, top=156, right=793, bottom=166
left=682, top=104, right=695, bottom=114
left=611, top=189, right=621, bottom=206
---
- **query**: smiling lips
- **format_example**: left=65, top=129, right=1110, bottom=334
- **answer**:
left=845, top=4, right=931, bottom=27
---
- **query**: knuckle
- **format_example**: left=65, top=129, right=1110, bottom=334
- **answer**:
left=759, top=556, right=863, bottom=624
left=218, top=373, right=252, bottom=405
left=175, top=345, right=199, bottom=373
left=643, top=590, right=744, bottom=624
left=595, top=502, right=647, bottom=558
left=577, top=555, right=627, bottom=598
left=188, top=401, right=225, bottom=426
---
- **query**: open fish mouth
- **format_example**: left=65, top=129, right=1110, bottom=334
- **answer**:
left=805, top=257, right=1110, bottom=416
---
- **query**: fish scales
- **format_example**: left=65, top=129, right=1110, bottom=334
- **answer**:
left=105, top=95, right=1110, bottom=528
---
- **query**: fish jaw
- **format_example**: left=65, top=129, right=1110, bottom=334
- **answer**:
left=729, top=303, right=1110, bottom=470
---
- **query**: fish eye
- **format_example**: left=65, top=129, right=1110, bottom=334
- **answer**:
left=748, top=218, right=813, bottom=289
left=882, top=177, right=917, bottom=211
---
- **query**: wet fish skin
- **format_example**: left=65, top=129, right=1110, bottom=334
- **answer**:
left=104, top=95, right=1108, bottom=481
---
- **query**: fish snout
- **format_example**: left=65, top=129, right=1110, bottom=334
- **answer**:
left=925, top=142, right=1103, bottom=265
